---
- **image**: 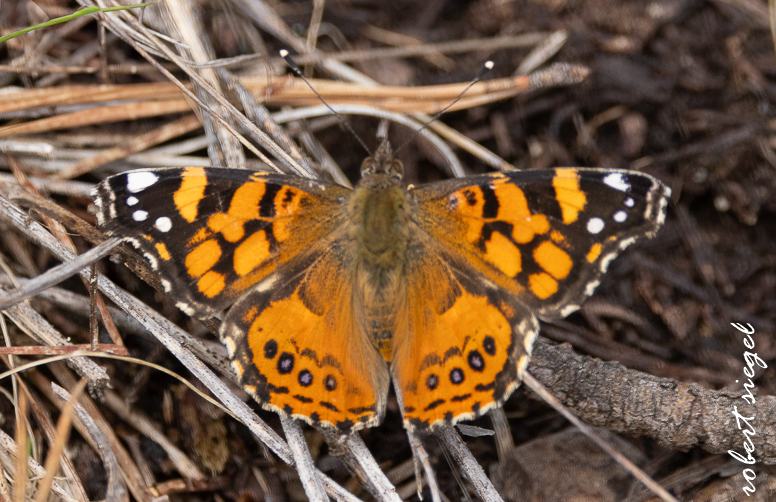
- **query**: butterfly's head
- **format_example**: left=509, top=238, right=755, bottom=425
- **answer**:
left=360, top=139, right=403, bottom=180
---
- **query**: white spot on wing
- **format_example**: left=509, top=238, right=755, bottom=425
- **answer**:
left=93, top=196, right=105, bottom=225
left=127, top=172, right=159, bottom=193
left=176, top=301, right=196, bottom=316
left=155, top=217, right=172, bottom=232
left=613, top=210, right=628, bottom=223
left=142, top=251, right=158, bottom=270
left=624, top=197, right=635, bottom=207
left=127, top=196, right=139, bottom=206
left=655, top=191, right=670, bottom=225
left=223, top=337, right=236, bottom=357
left=603, top=173, right=630, bottom=192
left=161, top=279, right=172, bottom=292
left=560, top=304, right=579, bottom=317
left=584, top=279, right=601, bottom=296
left=132, top=210, right=148, bottom=222
left=587, top=217, right=604, bottom=234
left=519, top=317, right=539, bottom=355
left=600, top=252, right=617, bottom=273
left=618, top=236, right=637, bottom=250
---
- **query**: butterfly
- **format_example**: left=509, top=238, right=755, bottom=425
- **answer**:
left=93, top=140, right=670, bottom=434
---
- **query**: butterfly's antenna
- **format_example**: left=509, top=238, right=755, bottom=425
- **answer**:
left=279, top=50, right=373, bottom=157
left=394, top=60, right=494, bottom=155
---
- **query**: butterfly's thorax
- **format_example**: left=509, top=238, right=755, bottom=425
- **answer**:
left=349, top=175, right=409, bottom=267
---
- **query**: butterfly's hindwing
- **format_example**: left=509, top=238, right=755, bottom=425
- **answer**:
left=220, top=236, right=390, bottom=433
left=392, top=232, right=539, bottom=430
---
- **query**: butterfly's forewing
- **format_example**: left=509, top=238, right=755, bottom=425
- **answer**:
left=410, top=168, right=670, bottom=321
left=93, top=168, right=350, bottom=318
left=392, top=232, right=539, bottom=430
left=220, top=233, right=390, bottom=433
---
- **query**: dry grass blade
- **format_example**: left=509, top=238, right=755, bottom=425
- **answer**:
left=0, top=345, right=125, bottom=356
left=0, top=429, right=70, bottom=501
left=0, top=101, right=192, bottom=138
left=161, top=0, right=246, bottom=171
left=0, top=468, right=9, bottom=501
left=50, top=382, right=128, bottom=502
left=321, top=428, right=402, bottom=501
left=281, top=416, right=327, bottom=502
left=0, top=75, right=501, bottom=114
left=2, top=303, right=109, bottom=385
left=52, top=114, right=202, bottom=180
left=406, top=429, right=441, bottom=502
left=360, top=25, right=455, bottom=71
left=0, top=173, right=95, bottom=199
left=90, top=3, right=303, bottom=175
left=0, top=69, right=582, bottom=134
left=12, top=391, right=26, bottom=502
left=272, top=104, right=464, bottom=177
left=437, top=426, right=503, bottom=502
left=515, top=30, right=569, bottom=76
left=288, top=32, right=553, bottom=66
left=218, top=68, right=319, bottom=178
left=771, top=0, right=776, bottom=55
left=102, top=388, right=205, bottom=481
left=33, top=379, right=87, bottom=502
left=0, top=237, right=121, bottom=311
left=0, top=81, right=182, bottom=114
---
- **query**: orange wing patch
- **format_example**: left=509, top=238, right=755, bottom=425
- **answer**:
left=174, top=167, right=208, bottom=222
left=534, top=241, right=572, bottom=280
left=586, top=243, right=602, bottom=263
left=198, top=271, right=225, bottom=297
left=206, top=179, right=266, bottom=242
left=233, top=231, right=271, bottom=276
left=552, top=168, right=587, bottom=224
left=392, top=235, right=538, bottom=430
left=528, top=272, right=558, bottom=300
left=484, top=231, right=521, bottom=278
left=221, top=244, right=390, bottom=433
left=155, top=243, right=171, bottom=261
left=186, top=239, right=221, bottom=278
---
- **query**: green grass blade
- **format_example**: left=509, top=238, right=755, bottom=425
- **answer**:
left=0, top=2, right=156, bottom=45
